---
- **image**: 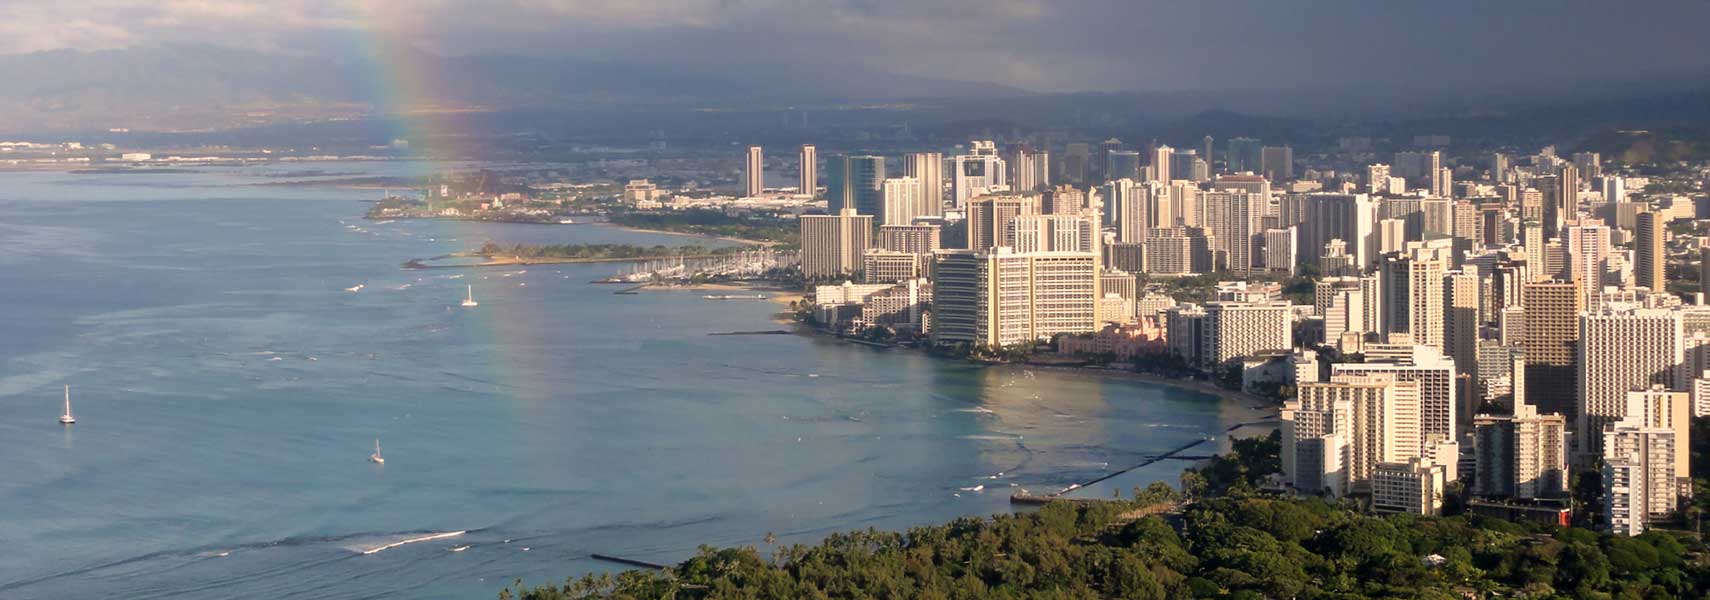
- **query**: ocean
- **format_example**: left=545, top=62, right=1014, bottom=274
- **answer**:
left=0, top=163, right=1248, bottom=599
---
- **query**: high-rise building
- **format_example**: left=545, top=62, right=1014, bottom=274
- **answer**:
left=1625, top=385, right=1692, bottom=490
left=1282, top=373, right=1422, bottom=497
left=862, top=250, right=923, bottom=283
left=798, top=144, right=816, bottom=197
left=1261, top=145, right=1294, bottom=181
left=1264, top=227, right=1298, bottom=274
left=1602, top=414, right=1678, bottom=536
left=1151, top=145, right=1173, bottom=183
left=1564, top=220, right=1611, bottom=308
left=1202, top=136, right=1215, bottom=173
left=1299, top=193, right=1379, bottom=270
left=1227, top=137, right=1263, bottom=174
left=1144, top=227, right=1213, bottom=274
left=1523, top=280, right=1584, bottom=422
left=1105, top=150, right=1141, bottom=182
left=826, top=155, right=886, bottom=217
left=1635, top=211, right=1666, bottom=293
left=1380, top=239, right=1451, bottom=352
left=1333, top=345, right=1460, bottom=446
left=1010, top=145, right=1049, bottom=192
left=1445, top=271, right=1482, bottom=408
left=966, top=195, right=1035, bottom=251
left=1367, top=164, right=1391, bottom=194
left=1473, top=399, right=1569, bottom=499
left=1006, top=214, right=1098, bottom=254
left=952, top=141, right=1007, bottom=207
left=880, top=177, right=922, bottom=226
left=1373, top=457, right=1448, bottom=516
left=876, top=223, right=941, bottom=256
left=1202, top=190, right=1267, bottom=276
left=1061, top=143, right=1090, bottom=184
left=743, top=145, right=765, bottom=197
left=930, top=248, right=1098, bottom=347
left=1201, top=300, right=1293, bottom=367
left=902, top=152, right=943, bottom=217
left=1577, top=307, right=1683, bottom=458
left=799, top=208, right=872, bottom=279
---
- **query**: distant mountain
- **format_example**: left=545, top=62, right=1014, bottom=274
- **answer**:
left=0, top=45, right=1028, bottom=133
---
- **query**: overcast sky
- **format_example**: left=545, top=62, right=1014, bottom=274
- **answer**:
left=4, top=0, right=1709, bottom=93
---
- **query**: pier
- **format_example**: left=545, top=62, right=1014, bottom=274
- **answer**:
left=1010, top=416, right=1279, bottom=505
left=591, top=553, right=671, bottom=570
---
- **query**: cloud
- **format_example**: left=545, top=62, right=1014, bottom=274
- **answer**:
left=0, top=0, right=1705, bottom=92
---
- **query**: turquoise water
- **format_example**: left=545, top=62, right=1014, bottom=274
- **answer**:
left=0, top=164, right=1241, bottom=599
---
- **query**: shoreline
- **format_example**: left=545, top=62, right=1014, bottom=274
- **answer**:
left=405, top=252, right=731, bottom=269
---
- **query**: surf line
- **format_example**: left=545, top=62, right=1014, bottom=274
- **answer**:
left=360, top=531, right=467, bottom=555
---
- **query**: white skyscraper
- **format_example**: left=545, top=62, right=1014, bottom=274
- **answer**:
left=881, top=177, right=923, bottom=226
left=744, top=145, right=764, bottom=197
left=799, top=144, right=817, bottom=197
left=903, top=152, right=944, bottom=217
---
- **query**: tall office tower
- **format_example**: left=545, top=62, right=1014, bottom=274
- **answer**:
left=1061, top=143, right=1090, bottom=184
left=743, top=145, right=765, bottom=197
left=929, top=248, right=1098, bottom=347
left=965, top=195, right=1034, bottom=251
left=1625, top=386, right=1693, bottom=491
left=825, top=155, right=885, bottom=216
left=1451, top=201, right=1480, bottom=266
left=1202, top=191, right=1266, bottom=276
left=1380, top=239, right=1451, bottom=352
left=1422, top=198, right=1454, bottom=238
left=876, top=224, right=941, bottom=255
left=1201, top=300, right=1293, bottom=367
left=1144, top=227, right=1213, bottom=274
left=1573, top=151, right=1603, bottom=180
left=1367, top=164, right=1391, bottom=194
left=1104, top=150, right=1141, bottom=182
left=1558, top=165, right=1581, bottom=235
left=1263, top=227, right=1297, bottom=274
left=1105, top=242, right=1145, bottom=273
left=1577, top=306, right=1684, bottom=458
left=1227, top=137, right=1263, bottom=174
left=1564, top=220, right=1611, bottom=308
left=1282, top=374, right=1423, bottom=497
left=1522, top=280, right=1584, bottom=422
left=1538, top=176, right=1564, bottom=239
left=799, top=208, right=872, bottom=279
left=1202, top=136, right=1215, bottom=172
left=1445, top=271, right=1482, bottom=390
left=1042, top=185, right=1087, bottom=215
left=1261, top=145, right=1294, bottom=181
left=902, top=152, right=944, bottom=217
left=1491, top=152, right=1510, bottom=182
left=1602, top=176, right=1626, bottom=205
left=1298, top=193, right=1379, bottom=270
left=1520, top=188, right=1544, bottom=221
left=1011, top=145, right=1044, bottom=192
left=1151, top=145, right=1173, bottom=183
left=880, top=177, right=922, bottom=226
left=1434, top=167, right=1453, bottom=198
left=1006, top=214, right=1097, bottom=254
left=1635, top=211, right=1666, bottom=292
left=1333, top=345, right=1460, bottom=446
left=1522, top=220, right=1548, bottom=280
left=952, top=142, right=1007, bottom=208
left=1427, top=150, right=1442, bottom=184
left=1472, top=399, right=1569, bottom=499
left=1095, top=138, right=1123, bottom=181
left=1602, top=415, right=1678, bottom=536
left=1110, top=180, right=1154, bottom=243
left=798, top=144, right=816, bottom=197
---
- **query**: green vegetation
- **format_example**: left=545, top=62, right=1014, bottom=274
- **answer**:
left=611, top=210, right=800, bottom=247
left=474, top=242, right=744, bottom=260
left=508, top=421, right=1710, bottom=599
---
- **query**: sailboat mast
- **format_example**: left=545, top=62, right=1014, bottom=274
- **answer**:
left=64, top=385, right=71, bottom=417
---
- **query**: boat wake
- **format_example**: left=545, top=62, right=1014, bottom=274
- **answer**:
left=356, top=530, right=467, bottom=555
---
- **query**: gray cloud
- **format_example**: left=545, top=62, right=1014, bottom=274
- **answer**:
left=2, top=0, right=1707, bottom=92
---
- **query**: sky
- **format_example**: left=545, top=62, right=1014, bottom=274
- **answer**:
left=3, top=0, right=1709, bottom=93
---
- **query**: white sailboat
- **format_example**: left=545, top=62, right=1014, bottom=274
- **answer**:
left=461, top=285, right=478, bottom=307
left=370, top=439, right=385, bottom=464
left=59, top=385, right=75, bottom=425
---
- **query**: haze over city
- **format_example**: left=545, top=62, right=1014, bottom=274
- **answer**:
left=5, top=2, right=1710, bottom=599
